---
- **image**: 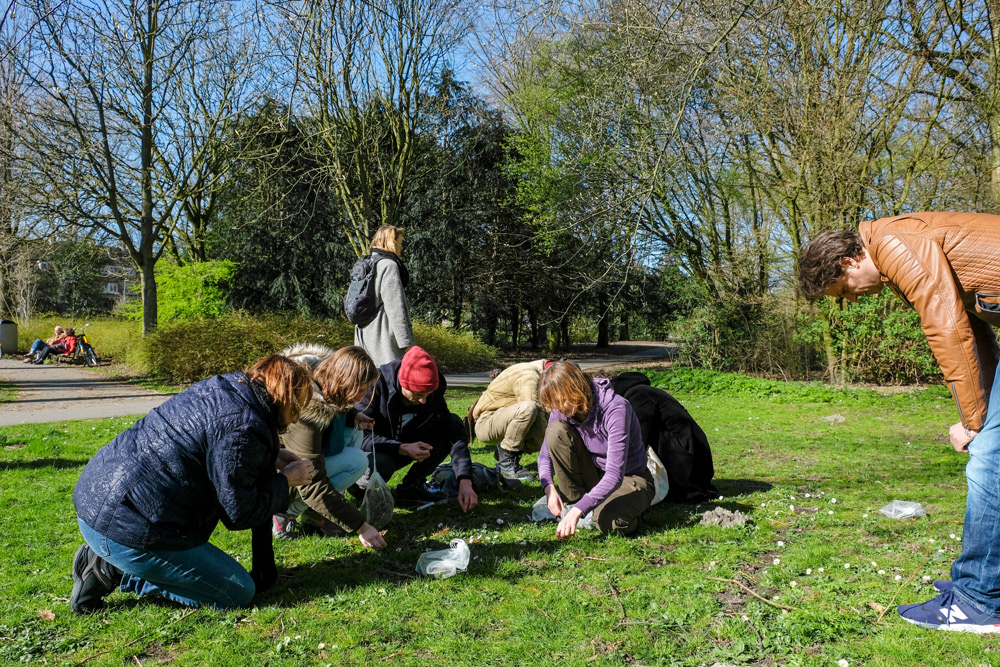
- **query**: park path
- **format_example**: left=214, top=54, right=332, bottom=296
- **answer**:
left=0, top=341, right=674, bottom=426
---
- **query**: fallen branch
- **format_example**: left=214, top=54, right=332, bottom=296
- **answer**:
left=706, top=577, right=799, bottom=612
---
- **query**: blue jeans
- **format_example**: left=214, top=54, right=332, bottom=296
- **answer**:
left=78, top=518, right=254, bottom=609
left=952, top=360, right=1000, bottom=616
left=287, top=445, right=369, bottom=516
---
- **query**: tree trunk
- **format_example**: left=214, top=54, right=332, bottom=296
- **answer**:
left=529, top=309, right=539, bottom=349
left=140, top=0, right=158, bottom=335
left=510, top=305, right=521, bottom=351
left=596, top=290, right=610, bottom=348
left=560, top=313, right=570, bottom=352
left=619, top=310, right=630, bottom=341
left=989, top=0, right=1000, bottom=204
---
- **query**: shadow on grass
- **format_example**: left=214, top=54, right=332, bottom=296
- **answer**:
left=0, top=457, right=89, bottom=470
left=712, top=478, right=773, bottom=496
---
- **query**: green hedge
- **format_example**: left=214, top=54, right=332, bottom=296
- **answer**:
left=16, top=314, right=497, bottom=384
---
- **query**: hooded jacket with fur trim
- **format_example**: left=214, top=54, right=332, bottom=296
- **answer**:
left=280, top=343, right=366, bottom=533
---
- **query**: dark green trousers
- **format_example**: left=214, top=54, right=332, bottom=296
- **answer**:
left=546, top=420, right=655, bottom=535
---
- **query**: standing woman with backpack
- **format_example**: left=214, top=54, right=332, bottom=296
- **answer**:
left=354, top=225, right=414, bottom=367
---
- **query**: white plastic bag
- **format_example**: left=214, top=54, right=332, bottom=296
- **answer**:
left=568, top=506, right=595, bottom=530
left=361, top=470, right=394, bottom=530
left=646, top=447, right=670, bottom=506
left=879, top=500, right=926, bottom=519
left=415, top=538, right=471, bottom=579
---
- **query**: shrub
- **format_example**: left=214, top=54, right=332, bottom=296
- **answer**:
left=671, top=294, right=810, bottom=376
left=117, top=260, right=236, bottom=324
left=828, top=291, right=938, bottom=383
left=142, top=314, right=499, bottom=383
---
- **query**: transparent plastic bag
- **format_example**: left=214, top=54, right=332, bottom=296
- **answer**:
left=360, top=470, right=394, bottom=530
left=530, top=496, right=595, bottom=528
left=565, top=505, right=595, bottom=530
left=415, top=538, right=471, bottom=579
left=879, top=500, right=926, bottom=519
left=531, top=496, right=558, bottom=522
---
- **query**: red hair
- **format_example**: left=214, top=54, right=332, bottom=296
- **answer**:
left=246, top=355, right=312, bottom=431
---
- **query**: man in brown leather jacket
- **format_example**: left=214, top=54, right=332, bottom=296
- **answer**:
left=800, top=212, right=1000, bottom=632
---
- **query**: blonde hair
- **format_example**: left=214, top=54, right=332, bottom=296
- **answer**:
left=313, top=346, right=379, bottom=410
left=371, top=225, right=404, bottom=256
left=247, top=355, right=312, bottom=432
left=538, top=361, right=594, bottom=420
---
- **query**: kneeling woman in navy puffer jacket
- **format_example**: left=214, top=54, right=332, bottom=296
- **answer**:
left=70, top=355, right=316, bottom=612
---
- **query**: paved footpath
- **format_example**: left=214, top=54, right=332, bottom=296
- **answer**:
left=0, top=342, right=674, bottom=426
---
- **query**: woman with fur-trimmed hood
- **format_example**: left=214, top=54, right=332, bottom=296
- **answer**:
left=275, top=343, right=386, bottom=549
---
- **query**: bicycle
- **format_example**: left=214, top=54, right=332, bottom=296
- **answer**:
left=58, top=324, right=99, bottom=367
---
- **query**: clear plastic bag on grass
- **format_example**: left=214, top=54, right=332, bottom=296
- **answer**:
left=531, top=496, right=558, bottom=522
left=565, top=506, right=595, bottom=530
left=415, top=539, right=470, bottom=579
left=879, top=500, right=926, bottom=519
left=361, top=470, right=394, bottom=530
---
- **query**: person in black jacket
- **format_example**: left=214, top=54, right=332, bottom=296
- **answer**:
left=70, top=355, right=316, bottom=613
left=610, top=372, right=717, bottom=503
left=356, top=346, right=478, bottom=511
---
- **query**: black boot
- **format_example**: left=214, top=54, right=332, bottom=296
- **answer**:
left=497, top=448, right=537, bottom=482
left=70, top=544, right=122, bottom=613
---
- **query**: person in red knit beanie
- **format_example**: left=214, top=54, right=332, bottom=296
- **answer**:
left=353, top=347, right=478, bottom=510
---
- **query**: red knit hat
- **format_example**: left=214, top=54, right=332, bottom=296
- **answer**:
left=399, top=346, right=439, bottom=392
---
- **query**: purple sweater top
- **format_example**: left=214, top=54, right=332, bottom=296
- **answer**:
left=538, top=377, right=648, bottom=515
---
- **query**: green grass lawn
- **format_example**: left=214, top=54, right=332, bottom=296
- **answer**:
left=1, top=373, right=997, bottom=666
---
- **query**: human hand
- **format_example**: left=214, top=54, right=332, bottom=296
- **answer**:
left=949, top=422, right=978, bottom=453
left=556, top=506, right=583, bottom=539
left=357, top=522, right=387, bottom=549
left=400, top=441, right=433, bottom=461
left=275, top=448, right=302, bottom=469
left=458, top=478, right=478, bottom=512
left=544, top=484, right=565, bottom=517
left=281, top=459, right=315, bottom=486
left=354, top=413, right=375, bottom=431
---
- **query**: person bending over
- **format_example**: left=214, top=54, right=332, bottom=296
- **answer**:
left=538, top=361, right=655, bottom=538
left=356, top=346, right=477, bottom=511
left=799, top=212, right=1000, bottom=632
left=273, top=344, right=386, bottom=549
left=470, top=359, right=550, bottom=481
left=70, top=355, right=315, bottom=612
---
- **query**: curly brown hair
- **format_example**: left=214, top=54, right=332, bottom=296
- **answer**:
left=797, top=230, right=865, bottom=300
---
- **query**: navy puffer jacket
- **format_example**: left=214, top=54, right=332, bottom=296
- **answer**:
left=74, top=373, right=290, bottom=551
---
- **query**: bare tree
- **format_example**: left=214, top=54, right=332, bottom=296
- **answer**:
left=274, top=0, right=469, bottom=256
left=20, top=0, right=263, bottom=333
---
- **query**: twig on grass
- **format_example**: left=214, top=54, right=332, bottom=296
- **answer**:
left=606, top=575, right=627, bottom=623
left=876, top=550, right=931, bottom=623
left=73, top=608, right=197, bottom=666
left=706, top=577, right=799, bottom=612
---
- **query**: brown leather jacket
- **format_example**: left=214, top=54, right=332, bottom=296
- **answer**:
left=861, top=212, right=1000, bottom=430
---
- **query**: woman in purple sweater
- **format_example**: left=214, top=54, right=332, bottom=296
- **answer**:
left=538, top=361, right=655, bottom=538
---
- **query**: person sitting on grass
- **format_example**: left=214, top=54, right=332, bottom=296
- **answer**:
left=355, top=345, right=478, bottom=512
left=538, top=361, right=655, bottom=539
left=23, top=325, right=66, bottom=363
left=30, top=328, right=76, bottom=365
left=70, top=355, right=316, bottom=613
left=469, top=359, right=550, bottom=482
left=271, top=344, right=386, bottom=549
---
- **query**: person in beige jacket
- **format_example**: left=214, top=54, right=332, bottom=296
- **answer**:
left=799, top=212, right=1000, bottom=632
left=273, top=343, right=386, bottom=549
left=472, top=359, right=550, bottom=481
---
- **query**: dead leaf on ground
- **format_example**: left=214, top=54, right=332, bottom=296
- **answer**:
left=868, top=601, right=886, bottom=614
left=38, top=609, right=55, bottom=621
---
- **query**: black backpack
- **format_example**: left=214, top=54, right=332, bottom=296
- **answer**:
left=343, top=254, right=382, bottom=326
